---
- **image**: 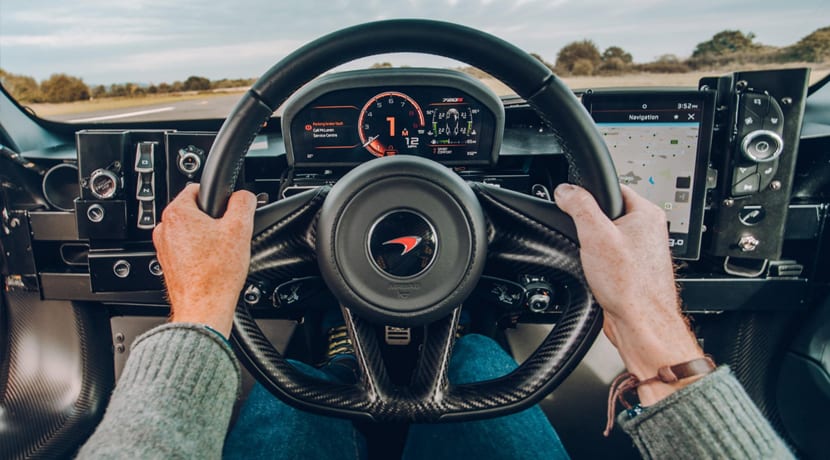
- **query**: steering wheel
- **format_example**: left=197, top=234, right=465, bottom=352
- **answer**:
left=198, top=19, right=623, bottom=423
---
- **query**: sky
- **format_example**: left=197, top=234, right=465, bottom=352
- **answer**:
left=0, top=0, right=827, bottom=85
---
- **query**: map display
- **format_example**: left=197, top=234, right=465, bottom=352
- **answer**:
left=596, top=122, right=699, bottom=234
left=583, top=90, right=713, bottom=259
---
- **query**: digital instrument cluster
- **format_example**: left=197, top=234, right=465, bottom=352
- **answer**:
left=282, top=69, right=504, bottom=167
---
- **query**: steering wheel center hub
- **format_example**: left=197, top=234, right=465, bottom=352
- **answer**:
left=316, top=156, right=487, bottom=326
left=368, top=210, right=438, bottom=278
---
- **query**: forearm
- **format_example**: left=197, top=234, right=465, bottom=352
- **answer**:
left=76, top=323, right=241, bottom=460
left=619, top=366, right=793, bottom=460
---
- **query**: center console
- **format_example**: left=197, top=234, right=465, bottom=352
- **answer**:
left=72, top=130, right=218, bottom=293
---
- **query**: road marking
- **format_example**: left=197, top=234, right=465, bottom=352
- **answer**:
left=68, top=106, right=175, bottom=123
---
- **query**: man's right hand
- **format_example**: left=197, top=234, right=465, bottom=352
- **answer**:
left=555, top=183, right=705, bottom=405
left=152, top=184, right=256, bottom=338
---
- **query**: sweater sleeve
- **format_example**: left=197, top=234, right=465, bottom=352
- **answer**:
left=618, top=366, right=793, bottom=460
left=76, top=323, right=241, bottom=460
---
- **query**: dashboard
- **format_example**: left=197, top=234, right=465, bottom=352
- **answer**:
left=12, top=67, right=815, bottom=318
left=283, top=71, right=718, bottom=259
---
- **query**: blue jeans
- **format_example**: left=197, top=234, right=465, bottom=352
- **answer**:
left=223, top=334, right=569, bottom=459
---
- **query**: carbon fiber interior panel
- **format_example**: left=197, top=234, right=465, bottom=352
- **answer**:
left=0, top=292, right=113, bottom=459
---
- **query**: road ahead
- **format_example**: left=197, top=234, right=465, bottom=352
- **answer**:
left=49, top=93, right=247, bottom=123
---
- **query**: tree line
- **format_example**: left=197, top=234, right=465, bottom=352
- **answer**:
left=1, top=26, right=827, bottom=104
left=532, top=26, right=829, bottom=77
left=0, top=72, right=256, bottom=104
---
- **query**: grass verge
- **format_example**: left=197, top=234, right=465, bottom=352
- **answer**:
left=27, top=89, right=246, bottom=117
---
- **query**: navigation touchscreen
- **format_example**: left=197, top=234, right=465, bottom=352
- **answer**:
left=582, top=90, right=715, bottom=260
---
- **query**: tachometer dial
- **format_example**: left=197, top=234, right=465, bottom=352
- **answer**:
left=358, top=92, right=425, bottom=157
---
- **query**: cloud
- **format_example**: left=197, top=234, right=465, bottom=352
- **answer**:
left=1, top=32, right=175, bottom=48
left=1, top=0, right=827, bottom=84
left=86, top=39, right=306, bottom=80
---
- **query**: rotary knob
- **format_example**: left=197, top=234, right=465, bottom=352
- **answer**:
left=527, top=292, right=552, bottom=313
left=177, top=145, right=205, bottom=178
left=741, top=130, right=783, bottom=163
left=243, top=284, right=262, bottom=305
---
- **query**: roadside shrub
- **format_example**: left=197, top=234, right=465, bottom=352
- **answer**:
left=91, top=85, right=107, bottom=98
left=40, top=73, right=90, bottom=103
left=556, top=40, right=601, bottom=75
left=602, top=46, right=633, bottom=65
left=637, top=61, right=691, bottom=73
left=598, top=57, right=627, bottom=75
left=636, top=54, right=691, bottom=73
left=182, top=76, right=211, bottom=91
left=781, top=26, right=830, bottom=62
left=687, top=47, right=779, bottom=70
left=0, top=70, right=42, bottom=102
left=211, top=78, right=256, bottom=89
left=693, top=30, right=758, bottom=57
left=109, top=83, right=128, bottom=97
left=571, top=59, right=595, bottom=76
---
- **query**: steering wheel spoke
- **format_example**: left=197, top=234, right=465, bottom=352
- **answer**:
left=341, top=306, right=392, bottom=403
left=342, top=306, right=462, bottom=420
left=473, top=182, right=578, bottom=243
left=410, top=307, right=461, bottom=400
left=248, top=186, right=328, bottom=284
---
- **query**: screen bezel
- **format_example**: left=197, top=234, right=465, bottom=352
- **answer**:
left=582, top=89, right=715, bottom=260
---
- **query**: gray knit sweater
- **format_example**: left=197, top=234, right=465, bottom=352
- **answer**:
left=76, top=323, right=240, bottom=460
left=76, top=324, right=793, bottom=459
left=618, top=366, right=793, bottom=459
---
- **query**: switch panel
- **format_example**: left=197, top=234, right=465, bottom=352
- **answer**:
left=89, top=251, right=164, bottom=292
left=76, top=130, right=169, bottom=239
left=709, top=68, right=810, bottom=260
left=730, top=92, right=786, bottom=197
left=133, top=139, right=158, bottom=230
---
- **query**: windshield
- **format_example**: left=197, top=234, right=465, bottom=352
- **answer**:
left=1, top=1, right=828, bottom=123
